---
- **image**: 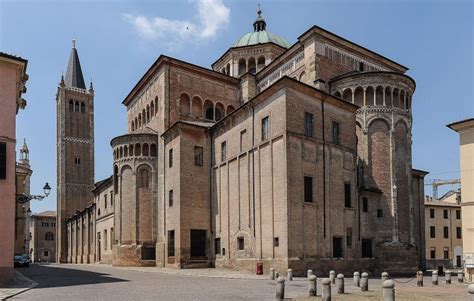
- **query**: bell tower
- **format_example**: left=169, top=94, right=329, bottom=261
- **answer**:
left=56, top=39, right=95, bottom=263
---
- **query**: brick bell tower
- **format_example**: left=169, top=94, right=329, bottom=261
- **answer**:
left=56, top=39, right=95, bottom=263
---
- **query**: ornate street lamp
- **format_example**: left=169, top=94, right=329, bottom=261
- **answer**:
left=16, top=182, right=51, bottom=204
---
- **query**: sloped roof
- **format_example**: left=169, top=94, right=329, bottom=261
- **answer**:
left=65, top=46, right=86, bottom=89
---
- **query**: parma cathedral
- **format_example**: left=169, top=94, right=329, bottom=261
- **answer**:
left=57, top=8, right=427, bottom=276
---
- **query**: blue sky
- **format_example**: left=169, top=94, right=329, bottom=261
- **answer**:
left=1, top=0, right=472, bottom=213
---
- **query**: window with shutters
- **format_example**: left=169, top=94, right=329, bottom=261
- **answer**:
left=194, top=146, right=203, bottom=166
left=304, top=176, right=313, bottom=203
left=304, top=112, right=314, bottom=137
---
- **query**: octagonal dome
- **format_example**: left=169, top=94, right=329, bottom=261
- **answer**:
left=233, top=30, right=290, bottom=48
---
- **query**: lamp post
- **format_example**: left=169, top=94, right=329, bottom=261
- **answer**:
left=16, top=182, right=51, bottom=203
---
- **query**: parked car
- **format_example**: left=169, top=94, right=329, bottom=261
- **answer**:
left=14, top=254, right=30, bottom=267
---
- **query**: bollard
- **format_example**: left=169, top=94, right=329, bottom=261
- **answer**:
left=445, top=271, right=451, bottom=284
left=322, top=278, right=331, bottom=301
left=329, top=270, right=336, bottom=284
left=382, top=279, right=395, bottom=301
left=458, top=271, right=464, bottom=283
left=432, top=270, right=438, bottom=285
left=353, top=271, right=360, bottom=287
left=275, top=272, right=279, bottom=279
left=307, top=269, right=314, bottom=278
left=287, top=268, right=293, bottom=281
left=416, top=271, right=423, bottom=287
left=381, top=272, right=389, bottom=284
left=360, top=272, right=369, bottom=291
left=275, top=277, right=285, bottom=300
left=336, top=274, right=344, bottom=294
left=468, top=284, right=474, bottom=301
left=308, top=275, right=317, bottom=297
left=270, top=268, right=275, bottom=280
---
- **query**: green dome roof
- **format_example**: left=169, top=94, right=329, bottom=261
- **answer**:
left=233, top=6, right=290, bottom=49
left=233, top=30, right=290, bottom=48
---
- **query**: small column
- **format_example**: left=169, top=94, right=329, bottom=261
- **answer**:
left=468, top=284, right=474, bottom=301
left=381, top=272, right=389, bottom=284
left=360, top=272, right=369, bottom=291
left=458, top=271, right=464, bottom=283
left=329, top=270, right=336, bottom=284
left=383, top=86, right=386, bottom=106
left=322, top=278, right=331, bottom=301
left=307, top=269, right=314, bottom=278
left=275, top=277, right=285, bottom=300
left=353, top=271, right=360, bottom=287
left=269, top=268, right=275, bottom=280
left=351, top=89, right=355, bottom=104
left=336, top=274, right=344, bottom=294
left=363, top=87, right=367, bottom=106
left=416, top=271, right=423, bottom=287
left=382, top=280, right=395, bottom=301
left=445, top=271, right=452, bottom=284
left=287, top=269, right=293, bottom=281
left=432, top=271, right=438, bottom=285
left=373, top=88, right=376, bottom=106
left=308, top=275, right=317, bottom=296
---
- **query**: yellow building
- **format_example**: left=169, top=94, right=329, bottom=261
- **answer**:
left=448, top=118, right=474, bottom=280
left=424, top=192, right=462, bottom=272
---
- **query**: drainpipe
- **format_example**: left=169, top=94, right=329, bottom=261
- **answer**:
left=209, top=128, right=214, bottom=266
left=322, top=97, right=326, bottom=238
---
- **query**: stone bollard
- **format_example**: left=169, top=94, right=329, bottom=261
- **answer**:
left=458, top=271, right=464, bottom=283
left=275, top=272, right=279, bottom=279
left=287, top=268, right=293, bottom=281
left=308, top=275, right=317, bottom=296
left=468, top=284, right=474, bottom=301
left=307, top=269, right=314, bottom=278
left=432, top=270, right=438, bottom=285
left=445, top=271, right=451, bottom=284
left=353, top=271, right=360, bottom=287
left=360, top=272, right=369, bottom=291
left=275, top=277, right=285, bottom=300
left=270, top=268, right=275, bottom=280
left=336, top=274, right=344, bottom=294
left=322, top=278, right=331, bottom=301
left=329, top=270, right=336, bottom=284
left=416, top=271, right=423, bottom=287
left=381, top=272, right=389, bottom=284
left=382, top=279, right=395, bottom=301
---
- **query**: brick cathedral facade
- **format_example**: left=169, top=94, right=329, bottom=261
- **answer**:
left=60, top=9, right=427, bottom=275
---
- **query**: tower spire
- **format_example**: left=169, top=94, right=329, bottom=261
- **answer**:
left=253, top=4, right=266, bottom=32
left=64, top=39, right=86, bottom=89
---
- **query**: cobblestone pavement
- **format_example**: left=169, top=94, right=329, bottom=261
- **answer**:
left=10, top=264, right=471, bottom=300
left=0, top=270, right=37, bottom=300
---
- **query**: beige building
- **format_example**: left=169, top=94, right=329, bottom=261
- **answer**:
left=94, top=176, right=114, bottom=263
left=62, top=8, right=427, bottom=275
left=29, top=211, right=57, bottom=263
left=448, top=118, right=474, bottom=280
left=0, top=52, right=28, bottom=284
left=424, top=191, right=462, bottom=272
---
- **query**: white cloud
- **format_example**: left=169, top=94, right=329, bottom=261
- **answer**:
left=124, top=0, right=230, bottom=48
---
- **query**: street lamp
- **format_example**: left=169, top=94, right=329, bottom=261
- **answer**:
left=16, top=182, right=51, bottom=204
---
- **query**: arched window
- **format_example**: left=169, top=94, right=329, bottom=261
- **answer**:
left=204, top=100, right=214, bottom=120
left=138, top=114, right=142, bottom=128
left=80, top=102, right=85, bottom=113
left=150, top=101, right=155, bottom=117
left=69, top=100, right=74, bottom=112
left=192, top=96, right=202, bottom=117
left=137, top=166, right=151, bottom=189
left=154, top=96, right=158, bottom=116
left=135, top=117, right=139, bottom=129
left=226, top=105, right=235, bottom=115
left=226, top=63, right=230, bottom=75
left=142, top=109, right=146, bottom=125
left=142, top=143, right=149, bottom=156
left=129, top=144, right=134, bottom=156
left=215, top=102, right=224, bottom=121
left=124, top=145, right=128, bottom=157
left=131, top=120, right=135, bottom=132
left=257, top=56, right=265, bottom=71
left=135, top=143, right=141, bottom=156
left=74, top=101, right=79, bottom=112
left=238, top=59, right=246, bottom=76
left=114, top=165, right=119, bottom=193
left=45, top=232, right=54, bottom=241
left=146, top=105, right=150, bottom=122
left=248, top=57, right=256, bottom=74
left=180, top=93, right=191, bottom=115
left=150, top=144, right=157, bottom=157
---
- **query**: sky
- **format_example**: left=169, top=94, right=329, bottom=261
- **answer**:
left=1, top=0, right=472, bottom=213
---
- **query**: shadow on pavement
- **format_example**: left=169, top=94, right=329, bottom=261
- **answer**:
left=20, top=264, right=128, bottom=288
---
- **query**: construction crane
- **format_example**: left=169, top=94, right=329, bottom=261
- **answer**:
left=425, top=179, right=460, bottom=200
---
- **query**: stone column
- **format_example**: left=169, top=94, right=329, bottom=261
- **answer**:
left=416, top=271, right=423, bottom=287
left=360, top=272, right=368, bottom=291
left=275, top=277, right=285, bottom=300
left=309, top=275, right=317, bottom=296
left=287, top=269, right=293, bottom=281
left=336, top=274, right=344, bottom=294
left=446, top=271, right=451, bottom=284
left=351, top=89, right=355, bottom=104
left=383, top=87, right=386, bottom=106
left=353, top=271, right=360, bottom=287
left=363, top=87, right=367, bottom=106
left=381, top=272, right=389, bottom=284
left=458, top=271, right=464, bottom=283
left=432, top=271, right=438, bottom=285
left=307, top=269, right=313, bottom=278
left=322, top=278, right=331, bottom=301
left=468, top=284, right=474, bottom=301
left=329, top=270, right=336, bottom=284
left=270, top=268, right=275, bottom=280
left=383, top=280, right=395, bottom=301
